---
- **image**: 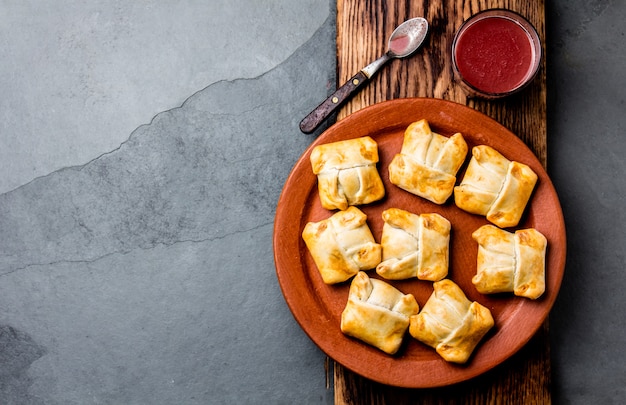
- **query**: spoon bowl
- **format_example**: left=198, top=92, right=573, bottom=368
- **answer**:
left=300, top=17, right=429, bottom=133
left=388, top=17, right=429, bottom=57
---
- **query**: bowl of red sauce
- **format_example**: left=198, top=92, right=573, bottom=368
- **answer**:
left=452, top=9, right=541, bottom=99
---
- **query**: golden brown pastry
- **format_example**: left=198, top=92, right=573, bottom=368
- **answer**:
left=388, top=119, right=468, bottom=204
left=341, top=271, right=419, bottom=354
left=454, top=145, right=538, bottom=228
left=472, top=225, right=547, bottom=299
left=376, top=208, right=450, bottom=281
left=409, top=279, right=494, bottom=364
left=310, top=136, right=385, bottom=210
left=302, top=206, right=381, bottom=284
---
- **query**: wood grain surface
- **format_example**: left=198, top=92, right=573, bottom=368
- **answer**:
left=334, top=0, right=549, bottom=403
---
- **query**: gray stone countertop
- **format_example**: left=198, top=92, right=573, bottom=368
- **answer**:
left=0, top=1, right=624, bottom=403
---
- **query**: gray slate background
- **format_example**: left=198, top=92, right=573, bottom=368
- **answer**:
left=0, top=1, right=624, bottom=403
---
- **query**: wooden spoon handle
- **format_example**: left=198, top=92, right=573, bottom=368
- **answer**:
left=299, top=71, right=369, bottom=133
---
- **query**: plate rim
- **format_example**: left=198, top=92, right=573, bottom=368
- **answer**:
left=274, top=97, right=566, bottom=388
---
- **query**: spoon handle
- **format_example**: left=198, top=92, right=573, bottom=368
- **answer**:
left=299, top=71, right=369, bottom=134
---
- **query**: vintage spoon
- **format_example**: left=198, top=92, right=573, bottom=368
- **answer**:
left=299, top=17, right=429, bottom=134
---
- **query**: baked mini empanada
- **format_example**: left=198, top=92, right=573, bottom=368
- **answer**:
left=310, top=136, right=385, bottom=210
left=454, top=145, right=538, bottom=228
left=376, top=208, right=450, bottom=281
left=472, top=225, right=547, bottom=299
left=388, top=119, right=468, bottom=204
left=302, top=206, right=381, bottom=284
left=341, top=271, right=419, bottom=354
left=409, top=279, right=494, bottom=364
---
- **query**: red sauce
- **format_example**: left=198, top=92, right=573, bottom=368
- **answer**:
left=454, top=16, right=535, bottom=94
left=389, top=35, right=410, bottom=55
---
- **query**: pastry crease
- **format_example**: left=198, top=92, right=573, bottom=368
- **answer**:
left=454, top=145, right=538, bottom=228
left=302, top=207, right=381, bottom=284
left=341, top=272, right=419, bottom=354
left=376, top=208, right=450, bottom=281
left=388, top=119, right=468, bottom=204
left=310, top=136, right=385, bottom=210
left=472, top=225, right=547, bottom=299
left=409, top=279, right=494, bottom=363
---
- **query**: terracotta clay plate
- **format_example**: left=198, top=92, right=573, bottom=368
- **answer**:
left=273, top=98, right=565, bottom=388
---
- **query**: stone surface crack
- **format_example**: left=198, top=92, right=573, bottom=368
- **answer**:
left=0, top=221, right=273, bottom=278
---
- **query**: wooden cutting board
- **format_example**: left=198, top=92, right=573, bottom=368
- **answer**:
left=334, top=1, right=549, bottom=403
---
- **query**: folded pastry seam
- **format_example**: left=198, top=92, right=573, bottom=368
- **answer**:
left=454, top=145, right=538, bottom=228
left=388, top=119, right=468, bottom=205
left=302, top=207, right=381, bottom=284
left=310, top=136, right=385, bottom=210
left=472, top=225, right=546, bottom=299
left=409, top=279, right=494, bottom=364
left=340, top=272, right=419, bottom=355
left=376, top=208, right=450, bottom=281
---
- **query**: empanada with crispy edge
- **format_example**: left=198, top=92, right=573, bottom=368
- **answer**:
left=310, top=136, right=385, bottom=210
left=341, top=272, right=419, bottom=354
left=472, top=225, right=547, bottom=299
left=454, top=145, right=538, bottom=228
left=388, top=119, right=468, bottom=204
left=409, top=279, right=494, bottom=364
left=376, top=208, right=450, bottom=281
left=302, top=206, right=381, bottom=284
